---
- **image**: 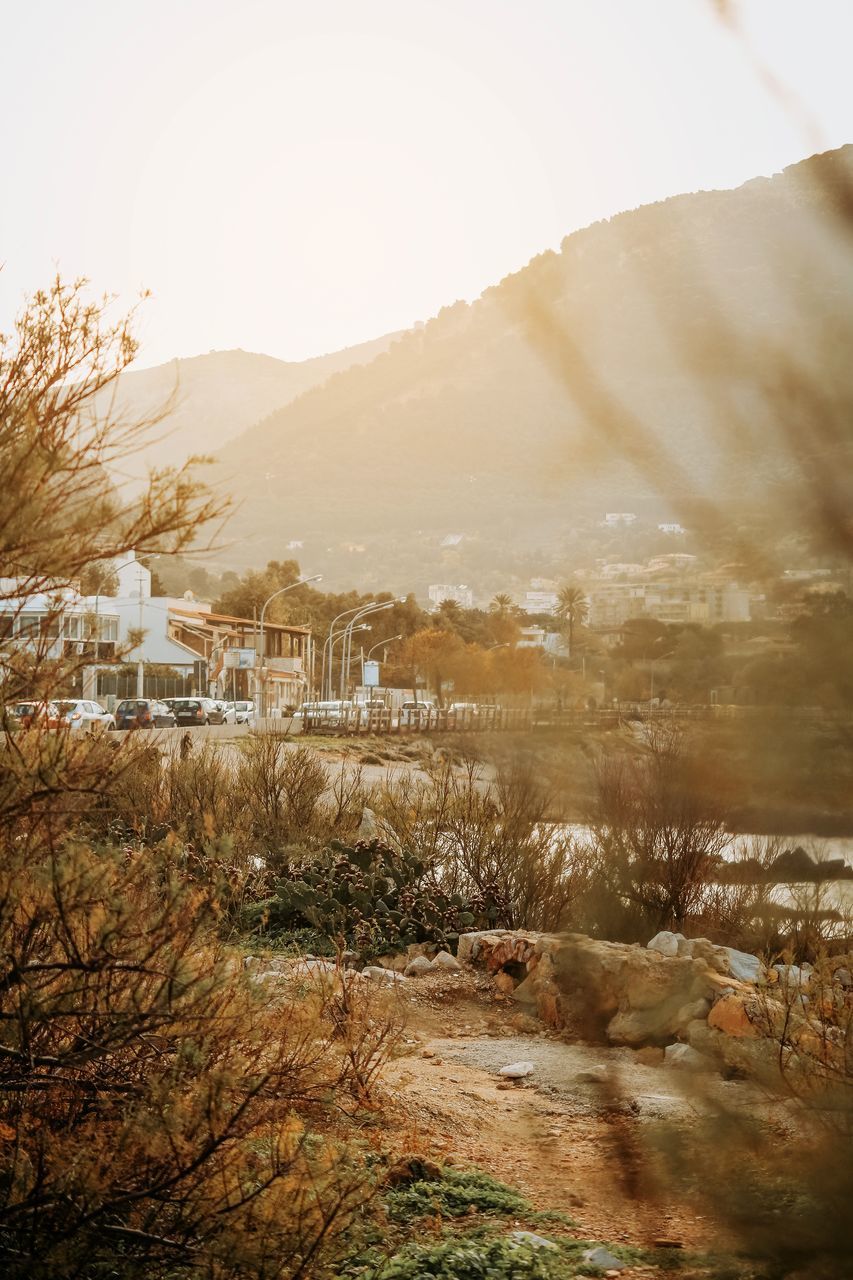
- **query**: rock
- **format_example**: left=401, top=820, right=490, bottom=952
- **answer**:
left=493, top=970, right=517, bottom=994
left=510, top=1230, right=557, bottom=1251
left=582, top=1245, right=627, bottom=1271
left=432, top=949, right=461, bottom=971
left=457, top=930, right=505, bottom=964
left=664, top=1043, right=711, bottom=1071
left=773, top=964, right=811, bottom=989
left=498, top=1060, right=535, bottom=1079
left=404, top=955, right=434, bottom=977
left=707, top=993, right=759, bottom=1038
left=356, top=807, right=379, bottom=841
left=575, top=1064, right=608, bottom=1083
left=674, top=996, right=711, bottom=1029
left=633, top=1045, right=665, bottom=1066
left=385, top=1155, right=442, bottom=1186
left=719, top=946, right=764, bottom=984
left=647, top=931, right=685, bottom=957
left=362, top=966, right=407, bottom=984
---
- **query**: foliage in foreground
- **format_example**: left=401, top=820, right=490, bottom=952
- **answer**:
left=257, top=837, right=485, bottom=954
left=0, top=735, right=398, bottom=1280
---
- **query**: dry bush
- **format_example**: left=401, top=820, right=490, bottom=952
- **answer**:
left=374, top=758, right=592, bottom=932
left=237, top=738, right=328, bottom=863
left=0, top=818, right=393, bottom=1279
left=585, top=723, right=733, bottom=940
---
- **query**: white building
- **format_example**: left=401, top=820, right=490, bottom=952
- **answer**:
left=587, top=580, right=751, bottom=629
left=0, top=551, right=312, bottom=709
left=428, top=583, right=473, bottom=610
left=523, top=590, right=559, bottom=615
left=603, top=512, right=637, bottom=527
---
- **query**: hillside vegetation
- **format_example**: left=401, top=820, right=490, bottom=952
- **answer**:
left=97, top=333, right=400, bottom=489
left=205, top=146, right=853, bottom=590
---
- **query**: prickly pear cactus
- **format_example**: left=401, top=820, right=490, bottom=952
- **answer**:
left=266, top=838, right=485, bottom=954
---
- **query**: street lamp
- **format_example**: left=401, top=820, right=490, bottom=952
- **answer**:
left=322, top=604, right=369, bottom=700
left=320, top=623, right=370, bottom=700
left=340, top=600, right=405, bottom=697
left=258, top=575, right=322, bottom=717
left=366, top=634, right=402, bottom=661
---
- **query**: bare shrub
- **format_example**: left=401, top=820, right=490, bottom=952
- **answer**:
left=586, top=723, right=732, bottom=939
left=375, top=757, right=592, bottom=932
left=0, top=831, right=382, bottom=1279
left=237, top=738, right=327, bottom=862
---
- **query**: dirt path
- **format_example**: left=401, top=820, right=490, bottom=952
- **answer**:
left=379, top=969, right=775, bottom=1256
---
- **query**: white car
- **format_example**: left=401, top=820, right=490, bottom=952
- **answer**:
left=229, top=700, right=255, bottom=724
left=398, top=700, right=437, bottom=725
left=214, top=700, right=238, bottom=724
left=56, top=699, right=116, bottom=731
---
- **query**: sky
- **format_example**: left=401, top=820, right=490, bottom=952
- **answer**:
left=1, top=0, right=852, bottom=368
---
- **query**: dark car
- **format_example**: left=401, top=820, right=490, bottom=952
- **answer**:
left=166, top=697, right=222, bottom=726
left=114, top=698, right=177, bottom=730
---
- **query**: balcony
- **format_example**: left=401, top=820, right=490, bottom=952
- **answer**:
left=263, top=656, right=304, bottom=675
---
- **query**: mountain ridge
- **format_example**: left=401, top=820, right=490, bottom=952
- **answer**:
left=202, top=145, right=853, bottom=594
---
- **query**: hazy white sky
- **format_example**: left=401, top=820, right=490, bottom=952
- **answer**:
left=2, top=0, right=851, bottom=367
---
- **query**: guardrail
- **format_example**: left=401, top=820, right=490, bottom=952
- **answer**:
left=301, top=706, right=531, bottom=735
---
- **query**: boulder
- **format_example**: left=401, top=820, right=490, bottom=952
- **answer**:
left=498, top=1060, right=535, bottom=1079
left=355, top=807, right=379, bottom=842
left=362, top=966, right=407, bottom=984
left=664, top=1042, right=711, bottom=1071
left=707, top=994, right=760, bottom=1038
left=456, top=930, right=505, bottom=964
left=510, top=1230, right=557, bottom=1251
left=582, top=1245, right=627, bottom=1272
left=432, top=949, right=462, bottom=972
left=404, top=955, right=434, bottom=977
left=647, top=931, right=685, bottom=957
left=719, top=946, right=764, bottom=984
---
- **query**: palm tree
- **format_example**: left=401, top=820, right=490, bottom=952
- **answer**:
left=489, top=593, right=514, bottom=616
left=556, top=585, right=589, bottom=658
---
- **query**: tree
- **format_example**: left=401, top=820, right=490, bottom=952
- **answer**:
left=488, top=593, right=514, bottom=615
left=0, top=279, right=386, bottom=1278
left=0, top=276, right=223, bottom=703
left=555, top=585, right=588, bottom=657
left=400, top=627, right=464, bottom=705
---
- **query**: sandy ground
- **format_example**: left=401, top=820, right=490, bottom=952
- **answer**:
left=376, top=967, right=792, bottom=1262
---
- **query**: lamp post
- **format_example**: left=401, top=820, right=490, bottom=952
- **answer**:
left=340, top=600, right=402, bottom=698
left=322, top=605, right=368, bottom=700
left=366, top=634, right=402, bottom=661
left=258, top=575, right=322, bottom=718
left=321, top=623, right=370, bottom=700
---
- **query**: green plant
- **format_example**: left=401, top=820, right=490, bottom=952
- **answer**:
left=366, top=1231, right=575, bottom=1280
left=259, top=839, right=479, bottom=954
left=386, top=1169, right=531, bottom=1223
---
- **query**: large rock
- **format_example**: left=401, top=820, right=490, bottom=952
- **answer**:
left=719, top=946, right=764, bottom=984
left=404, top=955, right=434, bottom=977
left=647, top=931, right=685, bottom=957
left=707, top=994, right=761, bottom=1038
left=432, top=949, right=462, bottom=972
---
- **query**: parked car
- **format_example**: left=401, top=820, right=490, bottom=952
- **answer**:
left=9, top=700, right=62, bottom=729
left=229, top=699, right=255, bottom=724
left=399, top=700, right=436, bottom=725
left=293, top=700, right=354, bottom=731
left=55, top=699, right=115, bottom=731
left=114, top=699, right=177, bottom=730
left=166, top=697, right=221, bottom=726
left=214, top=699, right=237, bottom=724
left=449, top=702, right=479, bottom=717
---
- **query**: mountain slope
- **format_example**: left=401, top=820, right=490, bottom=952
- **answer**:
left=100, top=332, right=400, bottom=488
left=208, top=146, right=853, bottom=592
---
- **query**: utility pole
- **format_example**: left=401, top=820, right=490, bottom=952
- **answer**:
left=136, top=568, right=144, bottom=698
